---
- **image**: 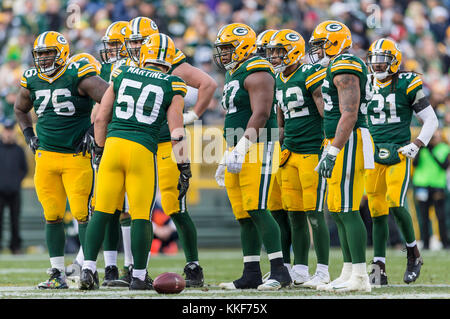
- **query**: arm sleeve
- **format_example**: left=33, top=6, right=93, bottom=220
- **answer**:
left=414, top=105, right=439, bottom=146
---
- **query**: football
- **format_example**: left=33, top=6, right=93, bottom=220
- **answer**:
left=153, top=272, right=186, bottom=294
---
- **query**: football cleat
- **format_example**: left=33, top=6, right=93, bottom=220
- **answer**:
left=290, top=269, right=310, bottom=287
left=102, top=265, right=119, bottom=287
left=302, top=270, right=330, bottom=289
left=316, top=269, right=352, bottom=291
left=79, top=268, right=99, bottom=290
left=404, top=246, right=423, bottom=284
left=219, top=270, right=263, bottom=290
left=183, top=262, right=204, bottom=288
left=257, top=279, right=282, bottom=291
left=65, top=261, right=82, bottom=278
left=129, top=273, right=154, bottom=290
left=332, top=274, right=372, bottom=293
left=109, top=265, right=133, bottom=287
left=37, top=268, right=68, bottom=289
left=369, top=261, right=388, bottom=288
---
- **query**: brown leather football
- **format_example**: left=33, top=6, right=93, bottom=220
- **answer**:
left=153, top=272, right=186, bottom=294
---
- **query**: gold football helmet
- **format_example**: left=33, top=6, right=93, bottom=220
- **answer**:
left=256, top=29, right=277, bottom=58
left=125, top=17, right=159, bottom=63
left=213, top=23, right=256, bottom=70
left=308, top=20, right=352, bottom=66
left=69, top=53, right=101, bottom=74
left=266, top=29, right=305, bottom=73
left=366, top=38, right=402, bottom=80
left=32, top=31, right=70, bottom=75
left=139, top=33, right=176, bottom=72
left=100, top=21, right=129, bottom=63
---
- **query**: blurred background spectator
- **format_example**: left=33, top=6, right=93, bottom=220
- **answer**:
left=0, top=0, right=448, bottom=251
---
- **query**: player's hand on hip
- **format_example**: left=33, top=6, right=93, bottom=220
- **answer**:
left=225, top=148, right=245, bottom=174
left=398, top=142, right=420, bottom=159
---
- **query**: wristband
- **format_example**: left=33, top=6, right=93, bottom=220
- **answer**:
left=328, top=145, right=340, bottom=157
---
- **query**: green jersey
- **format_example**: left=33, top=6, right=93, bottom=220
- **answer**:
left=100, top=58, right=135, bottom=83
left=367, top=73, right=428, bottom=145
left=276, top=63, right=326, bottom=154
left=20, top=60, right=98, bottom=153
left=107, top=65, right=187, bottom=154
left=322, top=53, right=371, bottom=139
left=222, top=56, right=278, bottom=147
left=158, top=48, right=187, bottom=144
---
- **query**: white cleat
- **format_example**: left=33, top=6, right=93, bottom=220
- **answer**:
left=303, top=271, right=330, bottom=289
left=331, top=274, right=372, bottom=293
left=290, top=270, right=310, bottom=287
left=317, top=274, right=350, bottom=291
left=257, top=279, right=282, bottom=291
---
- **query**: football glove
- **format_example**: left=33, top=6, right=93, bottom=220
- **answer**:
left=92, top=142, right=104, bottom=171
left=177, top=162, right=192, bottom=200
left=316, top=145, right=340, bottom=178
left=225, top=148, right=245, bottom=174
left=23, top=127, right=39, bottom=154
left=183, top=110, right=199, bottom=125
left=398, top=143, right=420, bottom=159
left=215, top=150, right=228, bottom=187
left=75, top=125, right=94, bottom=156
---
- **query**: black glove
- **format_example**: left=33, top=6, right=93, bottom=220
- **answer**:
left=177, top=162, right=192, bottom=200
left=92, top=142, right=104, bottom=171
left=75, top=124, right=94, bottom=156
left=23, top=127, right=39, bottom=154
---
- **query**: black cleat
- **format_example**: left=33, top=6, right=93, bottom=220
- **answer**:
left=183, top=262, right=204, bottom=288
left=129, top=273, right=153, bottom=290
left=109, top=265, right=133, bottom=287
left=219, top=270, right=263, bottom=289
left=79, top=268, right=99, bottom=290
left=404, top=246, right=423, bottom=284
left=369, top=261, right=388, bottom=288
left=268, top=265, right=292, bottom=288
left=102, top=265, right=119, bottom=287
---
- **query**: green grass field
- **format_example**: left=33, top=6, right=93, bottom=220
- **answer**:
left=0, top=247, right=449, bottom=300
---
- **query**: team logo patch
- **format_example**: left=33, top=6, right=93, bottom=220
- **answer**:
left=57, top=35, right=67, bottom=44
left=325, top=23, right=343, bottom=32
left=285, top=32, right=300, bottom=41
left=378, top=148, right=390, bottom=159
left=232, top=27, right=248, bottom=36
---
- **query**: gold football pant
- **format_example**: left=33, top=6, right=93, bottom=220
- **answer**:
left=34, top=150, right=94, bottom=222
left=225, top=141, right=280, bottom=220
left=280, top=152, right=326, bottom=212
left=364, top=154, right=411, bottom=217
left=327, top=129, right=369, bottom=213
left=268, top=169, right=283, bottom=211
left=157, top=141, right=185, bottom=215
left=94, top=137, right=157, bottom=220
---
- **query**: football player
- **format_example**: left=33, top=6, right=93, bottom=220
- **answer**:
left=106, top=17, right=217, bottom=288
left=365, top=38, right=438, bottom=286
left=79, top=33, right=190, bottom=290
left=255, top=29, right=293, bottom=274
left=14, top=31, right=109, bottom=289
left=309, top=21, right=374, bottom=292
left=267, top=29, right=330, bottom=288
left=213, top=23, right=292, bottom=291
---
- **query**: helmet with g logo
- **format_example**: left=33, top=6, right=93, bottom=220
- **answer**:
left=256, top=29, right=277, bottom=58
left=366, top=38, right=402, bottom=80
left=32, top=31, right=70, bottom=75
left=125, top=17, right=159, bottom=63
left=308, top=20, right=352, bottom=66
left=266, top=29, right=305, bottom=73
left=213, top=23, right=256, bottom=70
left=100, top=21, right=129, bottom=63
left=139, top=33, right=176, bottom=71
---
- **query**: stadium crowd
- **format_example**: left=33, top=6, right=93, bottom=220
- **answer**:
left=0, top=0, right=448, bottom=252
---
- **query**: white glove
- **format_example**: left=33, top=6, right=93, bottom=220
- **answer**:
left=183, top=110, right=199, bottom=125
left=215, top=151, right=228, bottom=187
left=398, top=143, right=420, bottom=159
left=225, top=148, right=245, bottom=174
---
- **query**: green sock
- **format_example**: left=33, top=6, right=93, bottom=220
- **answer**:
left=102, top=209, right=121, bottom=251
left=340, top=211, right=367, bottom=264
left=248, top=209, right=282, bottom=254
left=271, top=209, right=291, bottom=263
left=288, top=211, right=310, bottom=266
left=84, top=211, right=114, bottom=261
left=131, top=219, right=152, bottom=270
left=330, top=212, right=352, bottom=263
left=390, top=207, right=416, bottom=244
left=372, top=215, right=389, bottom=258
left=306, top=211, right=330, bottom=265
left=238, top=217, right=261, bottom=256
left=46, top=222, right=65, bottom=258
left=170, top=211, right=198, bottom=262
left=77, top=222, right=88, bottom=253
